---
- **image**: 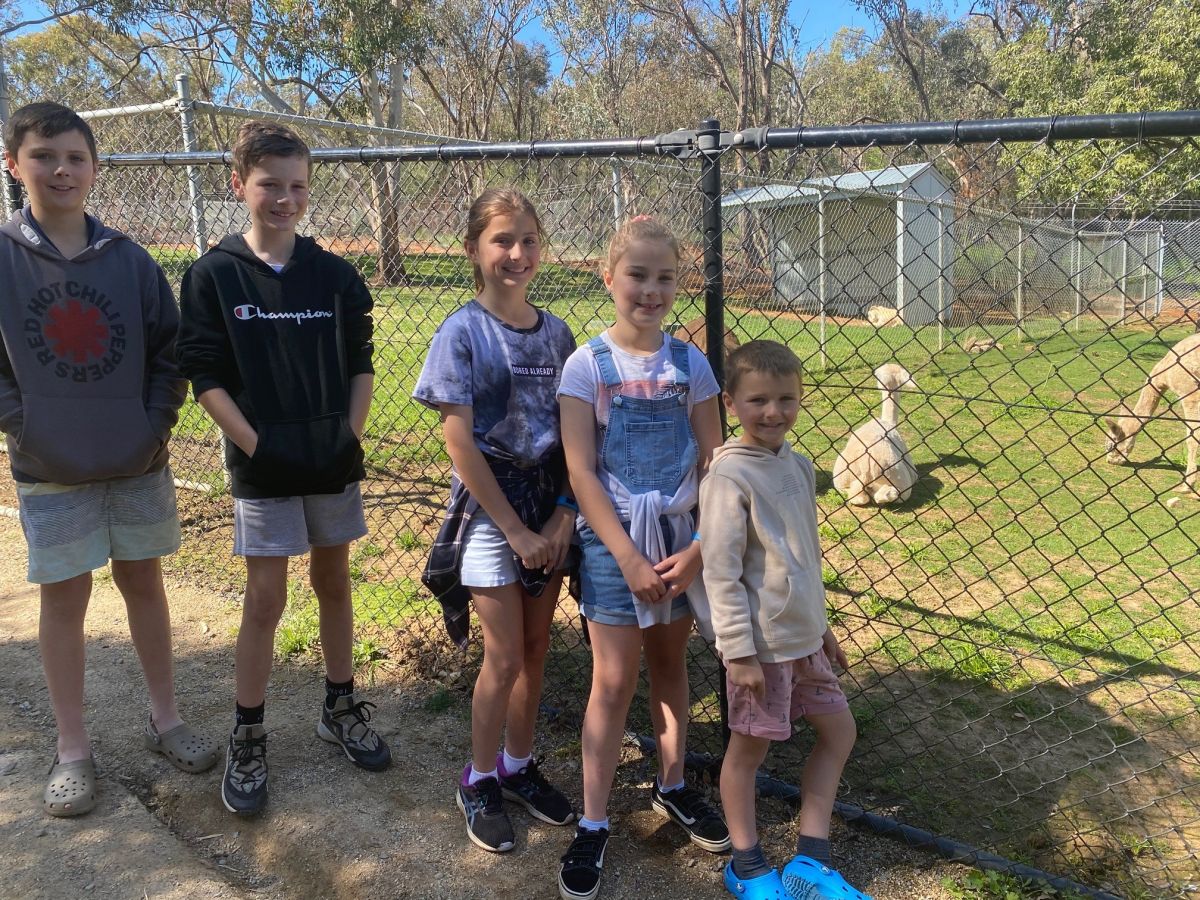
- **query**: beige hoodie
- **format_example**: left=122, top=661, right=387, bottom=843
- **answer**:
left=699, top=438, right=828, bottom=663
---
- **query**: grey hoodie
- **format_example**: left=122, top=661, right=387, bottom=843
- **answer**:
left=699, top=438, right=828, bottom=663
left=0, top=208, right=186, bottom=484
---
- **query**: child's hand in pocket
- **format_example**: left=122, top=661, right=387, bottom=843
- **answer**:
left=727, top=656, right=766, bottom=700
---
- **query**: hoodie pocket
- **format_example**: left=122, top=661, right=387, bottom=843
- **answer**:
left=248, top=414, right=360, bottom=491
left=758, top=568, right=793, bottom=632
left=16, top=394, right=159, bottom=484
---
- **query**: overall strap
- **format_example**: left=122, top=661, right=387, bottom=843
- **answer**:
left=668, top=336, right=691, bottom=386
left=587, top=335, right=623, bottom=389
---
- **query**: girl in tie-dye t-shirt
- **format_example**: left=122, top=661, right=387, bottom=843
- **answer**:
left=413, top=188, right=577, bottom=853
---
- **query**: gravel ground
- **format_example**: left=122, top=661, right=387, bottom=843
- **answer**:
left=0, top=523, right=970, bottom=899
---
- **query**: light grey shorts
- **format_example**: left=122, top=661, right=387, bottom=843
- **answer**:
left=233, top=482, right=368, bottom=557
left=17, top=467, right=181, bottom=585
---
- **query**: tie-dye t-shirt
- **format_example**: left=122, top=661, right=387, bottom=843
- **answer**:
left=557, top=330, right=720, bottom=435
left=413, top=300, right=576, bottom=464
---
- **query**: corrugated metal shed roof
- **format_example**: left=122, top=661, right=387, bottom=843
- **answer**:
left=722, top=162, right=944, bottom=208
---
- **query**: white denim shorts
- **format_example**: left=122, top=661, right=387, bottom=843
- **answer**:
left=458, top=512, right=520, bottom=588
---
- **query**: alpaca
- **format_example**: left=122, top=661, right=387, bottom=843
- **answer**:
left=963, top=336, right=1001, bottom=354
left=834, top=364, right=921, bottom=506
left=1103, top=332, right=1200, bottom=494
left=673, top=315, right=740, bottom=358
left=867, top=305, right=901, bottom=328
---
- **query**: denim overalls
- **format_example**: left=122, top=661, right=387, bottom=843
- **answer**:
left=578, top=334, right=699, bottom=628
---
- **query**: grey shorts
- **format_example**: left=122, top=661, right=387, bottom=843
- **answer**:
left=233, top=482, right=368, bottom=557
left=17, top=467, right=181, bottom=585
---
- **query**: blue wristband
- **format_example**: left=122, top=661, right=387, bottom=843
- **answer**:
left=692, top=530, right=702, bottom=542
left=556, top=495, right=579, bottom=512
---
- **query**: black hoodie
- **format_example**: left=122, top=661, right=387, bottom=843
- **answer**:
left=177, top=234, right=374, bottom=499
left=0, top=208, right=186, bottom=484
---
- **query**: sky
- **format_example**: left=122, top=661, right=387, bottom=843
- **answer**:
left=519, top=0, right=972, bottom=75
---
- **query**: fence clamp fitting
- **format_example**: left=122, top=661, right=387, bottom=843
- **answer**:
left=655, top=129, right=701, bottom=159
left=731, top=127, right=770, bottom=150
left=656, top=128, right=735, bottom=158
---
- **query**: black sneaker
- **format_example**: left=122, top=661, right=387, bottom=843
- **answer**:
left=558, top=825, right=609, bottom=900
left=221, top=723, right=268, bottom=816
left=650, top=781, right=731, bottom=852
left=317, top=696, right=391, bottom=771
left=456, top=770, right=515, bottom=853
left=499, top=755, right=575, bottom=825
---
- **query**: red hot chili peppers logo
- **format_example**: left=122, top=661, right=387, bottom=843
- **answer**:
left=24, top=282, right=126, bottom=381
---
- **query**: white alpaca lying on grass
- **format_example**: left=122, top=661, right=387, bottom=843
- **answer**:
left=834, top=364, right=920, bottom=506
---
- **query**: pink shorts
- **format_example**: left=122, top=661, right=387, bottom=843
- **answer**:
left=727, top=650, right=849, bottom=740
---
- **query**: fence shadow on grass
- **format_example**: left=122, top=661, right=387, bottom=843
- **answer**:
left=767, top=593, right=1200, bottom=898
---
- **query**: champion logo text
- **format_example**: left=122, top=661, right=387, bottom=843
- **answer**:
left=233, top=304, right=334, bottom=324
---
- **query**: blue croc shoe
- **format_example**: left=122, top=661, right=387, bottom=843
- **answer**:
left=724, top=862, right=789, bottom=898
left=781, top=855, right=873, bottom=900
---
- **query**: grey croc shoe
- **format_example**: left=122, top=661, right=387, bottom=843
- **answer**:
left=44, top=755, right=97, bottom=817
left=145, top=721, right=220, bottom=773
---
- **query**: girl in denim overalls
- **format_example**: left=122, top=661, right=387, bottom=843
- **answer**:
left=556, top=217, right=729, bottom=900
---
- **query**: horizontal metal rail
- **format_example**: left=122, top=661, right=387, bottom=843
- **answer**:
left=742, top=109, right=1200, bottom=149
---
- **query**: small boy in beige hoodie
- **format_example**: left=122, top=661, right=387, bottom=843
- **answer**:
left=699, top=341, right=868, bottom=900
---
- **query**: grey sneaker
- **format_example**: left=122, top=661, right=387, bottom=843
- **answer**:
left=456, top=769, right=515, bottom=853
left=317, top=696, right=391, bottom=771
left=221, top=724, right=268, bottom=816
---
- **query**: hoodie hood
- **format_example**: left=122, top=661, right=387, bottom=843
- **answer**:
left=711, top=436, right=793, bottom=464
left=0, top=207, right=128, bottom=263
left=211, top=233, right=323, bottom=272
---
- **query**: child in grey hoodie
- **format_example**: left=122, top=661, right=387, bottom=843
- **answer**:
left=699, top=341, right=869, bottom=900
left=0, top=103, right=216, bottom=818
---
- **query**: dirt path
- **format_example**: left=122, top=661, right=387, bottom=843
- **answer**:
left=0, top=522, right=967, bottom=899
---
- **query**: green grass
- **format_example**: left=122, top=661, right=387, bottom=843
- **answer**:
left=274, top=575, right=436, bottom=661
left=943, top=869, right=1088, bottom=900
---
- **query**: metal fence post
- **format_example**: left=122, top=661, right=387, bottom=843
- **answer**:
left=1119, top=233, right=1128, bottom=322
left=696, top=117, right=730, bottom=747
left=176, top=74, right=208, bottom=256
left=1155, top=222, right=1166, bottom=317
left=1016, top=221, right=1025, bottom=338
left=610, top=161, right=625, bottom=235
left=818, top=196, right=828, bottom=369
left=698, top=118, right=726, bottom=392
left=0, top=48, right=19, bottom=218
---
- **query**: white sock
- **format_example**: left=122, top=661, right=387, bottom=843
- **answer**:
left=579, top=815, right=610, bottom=832
left=658, top=776, right=686, bottom=793
left=467, top=766, right=498, bottom=786
left=502, top=748, right=531, bottom=775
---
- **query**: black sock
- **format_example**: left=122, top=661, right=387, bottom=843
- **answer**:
left=796, top=834, right=831, bottom=866
left=325, top=677, right=354, bottom=709
left=235, top=702, right=264, bottom=729
left=731, top=843, right=772, bottom=880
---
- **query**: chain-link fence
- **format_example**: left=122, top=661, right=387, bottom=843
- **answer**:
left=1, top=105, right=1198, bottom=898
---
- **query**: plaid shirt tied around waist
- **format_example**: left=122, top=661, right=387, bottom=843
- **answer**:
left=422, top=450, right=568, bottom=649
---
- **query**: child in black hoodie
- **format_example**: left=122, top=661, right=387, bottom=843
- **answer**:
left=177, top=122, right=390, bottom=817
